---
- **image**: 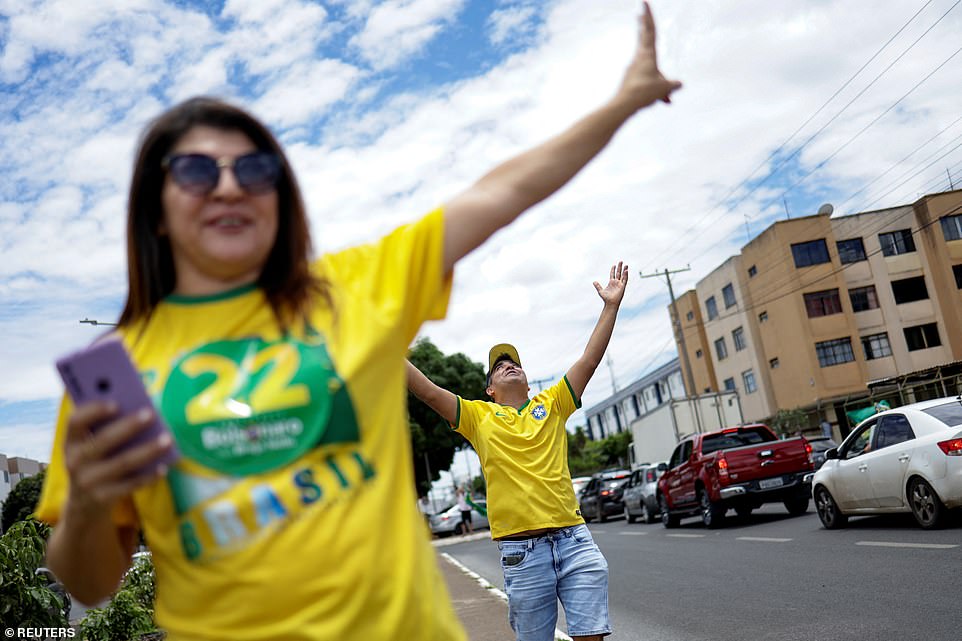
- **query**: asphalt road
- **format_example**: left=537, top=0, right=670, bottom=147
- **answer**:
left=443, top=505, right=962, bottom=641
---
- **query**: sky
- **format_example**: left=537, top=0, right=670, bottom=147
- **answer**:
left=2, top=0, right=962, bottom=464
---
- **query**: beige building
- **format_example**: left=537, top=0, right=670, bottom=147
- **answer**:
left=674, top=188, right=962, bottom=434
left=0, top=454, right=46, bottom=505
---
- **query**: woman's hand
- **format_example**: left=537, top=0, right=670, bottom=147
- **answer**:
left=62, top=401, right=173, bottom=519
left=616, top=2, right=682, bottom=110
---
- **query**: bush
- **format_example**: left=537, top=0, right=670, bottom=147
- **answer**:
left=0, top=519, right=69, bottom=630
left=78, top=552, right=159, bottom=641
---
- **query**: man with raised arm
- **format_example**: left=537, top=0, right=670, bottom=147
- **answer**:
left=407, top=262, right=629, bottom=641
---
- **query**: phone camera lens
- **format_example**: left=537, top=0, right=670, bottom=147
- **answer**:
left=96, top=378, right=111, bottom=393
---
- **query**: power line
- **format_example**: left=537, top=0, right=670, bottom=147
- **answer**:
left=640, top=0, right=954, bottom=274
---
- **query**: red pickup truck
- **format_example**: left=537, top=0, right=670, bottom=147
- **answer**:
left=656, top=424, right=815, bottom=528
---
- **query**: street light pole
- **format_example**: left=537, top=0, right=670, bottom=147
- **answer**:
left=79, top=318, right=118, bottom=327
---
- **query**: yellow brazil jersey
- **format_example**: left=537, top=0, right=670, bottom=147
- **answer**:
left=453, top=377, right=585, bottom=539
left=36, top=209, right=466, bottom=641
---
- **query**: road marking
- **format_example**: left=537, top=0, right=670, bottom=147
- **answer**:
left=856, top=541, right=958, bottom=549
left=666, top=533, right=706, bottom=538
left=736, top=536, right=792, bottom=543
left=619, top=531, right=649, bottom=535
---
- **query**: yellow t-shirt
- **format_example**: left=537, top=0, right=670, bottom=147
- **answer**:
left=453, top=377, right=584, bottom=539
left=36, top=209, right=466, bottom=641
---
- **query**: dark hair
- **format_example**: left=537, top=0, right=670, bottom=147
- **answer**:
left=486, top=353, right=518, bottom=387
left=118, top=96, right=328, bottom=329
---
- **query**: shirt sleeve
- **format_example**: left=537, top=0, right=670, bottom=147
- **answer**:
left=545, top=376, right=581, bottom=421
left=34, top=395, right=138, bottom=527
left=315, top=207, right=453, bottom=344
left=452, top=397, right=485, bottom=442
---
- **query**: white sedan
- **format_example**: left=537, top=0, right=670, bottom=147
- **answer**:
left=812, top=396, right=962, bottom=529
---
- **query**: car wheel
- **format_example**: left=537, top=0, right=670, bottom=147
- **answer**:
left=581, top=504, right=593, bottom=523
left=908, top=477, right=947, bottom=529
left=659, top=493, right=679, bottom=528
left=599, top=505, right=608, bottom=523
left=699, top=488, right=725, bottom=529
left=784, top=495, right=809, bottom=516
left=641, top=502, right=655, bottom=524
left=814, top=486, right=847, bottom=529
left=624, top=505, right=636, bottom=524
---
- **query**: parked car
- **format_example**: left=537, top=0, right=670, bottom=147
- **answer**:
left=429, top=500, right=489, bottom=536
left=579, top=469, right=631, bottom=523
left=808, top=436, right=838, bottom=469
left=622, top=463, right=667, bottom=523
left=572, top=475, right=592, bottom=498
left=812, top=397, right=962, bottom=530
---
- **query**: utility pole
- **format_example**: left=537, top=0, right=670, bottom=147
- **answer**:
left=639, top=266, right=703, bottom=434
left=949, top=168, right=956, bottom=190
left=606, top=354, right=618, bottom=395
left=528, top=376, right=553, bottom=392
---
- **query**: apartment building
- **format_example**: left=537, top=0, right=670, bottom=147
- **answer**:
left=675, top=188, right=962, bottom=432
left=0, top=453, right=46, bottom=505
left=584, top=358, right=685, bottom=440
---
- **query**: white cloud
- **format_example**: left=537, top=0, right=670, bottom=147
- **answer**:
left=253, top=59, right=363, bottom=128
left=350, top=0, right=466, bottom=69
left=486, top=4, right=536, bottom=46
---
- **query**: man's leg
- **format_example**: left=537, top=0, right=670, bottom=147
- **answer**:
left=555, top=525, right=610, bottom=640
left=498, top=538, right=559, bottom=641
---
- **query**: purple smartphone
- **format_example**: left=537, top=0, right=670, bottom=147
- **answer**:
left=56, top=339, right=179, bottom=468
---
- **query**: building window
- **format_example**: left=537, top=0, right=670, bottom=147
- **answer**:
left=940, top=214, right=962, bottom=241
left=791, top=239, right=831, bottom=268
left=879, top=229, right=916, bottom=256
left=742, top=370, right=757, bottom=394
left=759, top=311, right=768, bottom=323
left=804, top=289, right=842, bottom=318
left=705, top=296, right=718, bottom=320
left=954, top=265, right=962, bottom=289
left=904, top=323, right=941, bottom=351
left=748, top=265, right=757, bottom=278
left=836, top=238, right=867, bottom=264
left=732, top=326, right=746, bottom=351
left=686, top=310, right=694, bottom=321
left=769, top=357, right=780, bottom=369
left=861, top=333, right=892, bottom=360
left=723, top=377, right=736, bottom=391
left=715, top=337, right=728, bottom=360
left=695, top=349, right=703, bottom=359
left=849, top=285, right=879, bottom=312
left=815, top=337, right=855, bottom=367
left=722, top=283, right=736, bottom=308
left=891, top=276, right=929, bottom=304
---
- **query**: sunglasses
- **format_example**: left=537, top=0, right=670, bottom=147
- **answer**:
left=162, top=152, right=281, bottom=196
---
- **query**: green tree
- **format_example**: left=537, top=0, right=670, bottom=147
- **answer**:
left=769, top=407, right=810, bottom=438
left=0, top=519, right=68, bottom=629
left=408, top=338, right=487, bottom=496
left=2, top=470, right=45, bottom=533
left=567, top=428, right=633, bottom=476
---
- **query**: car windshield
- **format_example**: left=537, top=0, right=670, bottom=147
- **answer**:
left=921, top=401, right=962, bottom=427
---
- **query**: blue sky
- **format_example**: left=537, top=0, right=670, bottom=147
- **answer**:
left=2, top=0, right=962, bottom=461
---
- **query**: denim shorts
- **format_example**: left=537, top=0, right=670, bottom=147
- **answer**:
left=497, top=524, right=610, bottom=640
